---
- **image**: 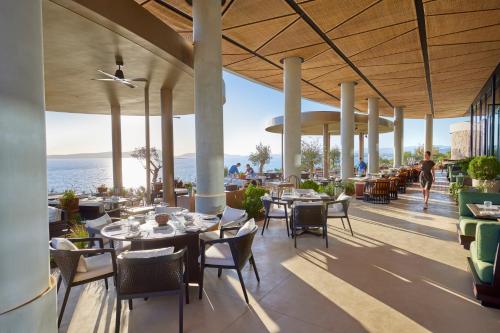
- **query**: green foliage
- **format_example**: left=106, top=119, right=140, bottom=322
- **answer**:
left=62, top=189, right=77, bottom=200
left=457, top=157, right=473, bottom=174
left=341, top=180, right=355, bottom=196
left=242, top=185, right=268, bottom=219
left=330, top=146, right=341, bottom=168
left=131, top=146, right=162, bottom=183
left=300, top=179, right=320, bottom=192
left=467, top=156, right=500, bottom=180
left=449, top=182, right=464, bottom=202
left=318, top=183, right=336, bottom=197
left=301, top=139, right=322, bottom=174
left=249, top=142, right=272, bottom=174
left=224, top=166, right=228, bottom=177
left=68, top=223, right=89, bottom=249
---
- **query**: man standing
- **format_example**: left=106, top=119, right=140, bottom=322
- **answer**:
left=228, top=162, right=241, bottom=177
left=419, top=151, right=435, bottom=210
left=357, top=157, right=367, bottom=176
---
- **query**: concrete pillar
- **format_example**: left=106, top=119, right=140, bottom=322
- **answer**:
left=393, top=107, right=404, bottom=167
left=424, top=113, right=433, bottom=154
left=144, top=84, right=151, bottom=203
left=111, top=104, right=123, bottom=192
left=341, top=82, right=355, bottom=180
left=323, top=124, right=330, bottom=178
left=359, top=133, right=365, bottom=162
left=193, top=0, right=225, bottom=214
left=368, top=97, right=379, bottom=174
left=0, top=0, right=57, bottom=331
left=161, top=87, right=175, bottom=206
left=283, top=56, right=302, bottom=180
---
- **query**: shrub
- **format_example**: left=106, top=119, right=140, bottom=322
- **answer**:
left=467, top=156, right=500, bottom=180
left=68, top=223, right=89, bottom=249
left=242, top=185, right=268, bottom=219
left=457, top=157, right=473, bottom=174
left=300, top=179, right=320, bottom=192
left=341, top=180, right=355, bottom=196
left=318, top=183, right=336, bottom=197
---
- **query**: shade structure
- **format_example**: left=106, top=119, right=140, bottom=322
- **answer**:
left=141, top=0, right=500, bottom=120
left=265, top=111, right=393, bottom=136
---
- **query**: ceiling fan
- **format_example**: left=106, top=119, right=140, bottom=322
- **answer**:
left=93, top=56, right=145, bottom=88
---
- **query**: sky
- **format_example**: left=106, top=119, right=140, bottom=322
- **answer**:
left=46, top=71, right=468, bottom=156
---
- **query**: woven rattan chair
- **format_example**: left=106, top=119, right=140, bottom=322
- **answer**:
left=397, top=173, right=407, bottom=193
left=389, top=177, right=399, bottom=200
left=115, top=248, right=188, bottom=333
left=261, top=196, right=289, bottom=237
left=50, top=238, right=117, bottom=327
left=199, top=225, right=259, bottom=304
left=372, top=179, right=391, bottom=204
left=326, top=194, right=353, bottom=236
left=292, top=202, right=328, bottom=248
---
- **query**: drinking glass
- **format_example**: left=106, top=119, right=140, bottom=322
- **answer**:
left=484, top=201, right=493, bottom=212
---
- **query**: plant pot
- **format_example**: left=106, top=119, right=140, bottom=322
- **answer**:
left=60, top=197, right=79, bottom=212
left=472, top=179, right=500, bottom=193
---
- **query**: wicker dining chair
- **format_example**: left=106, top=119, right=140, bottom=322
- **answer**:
left=50, top=238, right=117, bottom=327
left=261, top=196, right=289, bottom=237
left=199, top=225, right=259, bottom=304
left=326, top=194, right=353, bottom=236
left=292, top=202, right=328, bottom=248
left=397, top=173, right=407, bottom=193
left=371, top=179, right=391, bottom=204
left=115, top=248, right=188, bottom=333
left=389, top=177, right=399, bottom=200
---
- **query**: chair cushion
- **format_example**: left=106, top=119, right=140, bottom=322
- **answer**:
left=118, top=247, right=174, bottom=259
left=236, top=219, right=256, bottom=237
left=48, top=206, right=62, bottom=223
left=475, top=222, right=500, bottom=263
left=199, top=243, right=235, bottom=266
left=337, top=193, right=351, bottom=201
left=327, top=210, right=345, bottom=218
left=199, top=230, right=221, bottom=242
left=269, top=208, right=287, bottom=217
left=85, top=213, right=112, bottom=229
left=470, top=241, right=494, bottom=284
left=459, top=216, right=479, bottom=237
left=73, top=253, right=113, bottom=282
left=52, top=238, right=88, bottom=273
left=220, top=206, right=246, bottom=226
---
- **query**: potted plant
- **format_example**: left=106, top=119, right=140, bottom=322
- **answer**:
left=59, top=189, right=79, bottom=212
left=341, top=180, right=356, bottom=196
left=97, top=184, right=108, bottom=195
left=318, top=183, right=336, bottom=198
left=242, top=184, right=268, bottom=219
left=467, top=156, right=500, bottom=192
left=300, top=179, right=320, bottom=192
left=184, top=182, right=194, bottom=196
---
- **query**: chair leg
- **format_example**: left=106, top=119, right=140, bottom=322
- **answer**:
left=285, top=217, right=290, bottom=237
left=340, top=217, right=346, bottom=229
left=218, top=268, right=223, bottom=278
left=346, top=216, right=354, bottom=236
left=179, top=288, right=184, bottom=333
left=294, top=227, right=297, bottom=248
left=185, top=281, right=189, bottom=305
left=58, top=285, right=72, bottom=327
left=115, top=298, right=121, bottom=333
left=236, top=268, right=249, bottom=304
left=104, top=278, right=109, bottom=291
left=261, top=217, right=267, bottom=235
left=198, top=264, right=205, bottom=300
left=324, top=225, right=329, bottom=248
left=128, top=299, right=133, bottom=310
left=57, top=274, right=62, bottom=293
left=250, top=255, right=260, bottom=282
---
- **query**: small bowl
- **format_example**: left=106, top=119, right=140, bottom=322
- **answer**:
left=155, top=214, right=169, bottom=226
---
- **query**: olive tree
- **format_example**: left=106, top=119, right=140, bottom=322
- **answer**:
left=249, top=143, right=272, bottom=174
left=131, top=147, right=162, bottom=183
left=301, top=139, right=322, bottom=175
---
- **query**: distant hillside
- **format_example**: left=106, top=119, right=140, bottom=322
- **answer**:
left=48, top=151, right=131, bottom=159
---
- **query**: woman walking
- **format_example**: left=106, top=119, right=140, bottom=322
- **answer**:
left=420, top=150, right=435, bottom=210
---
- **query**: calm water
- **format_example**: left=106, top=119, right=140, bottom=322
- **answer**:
left=47, top=156, right=282, bottom=194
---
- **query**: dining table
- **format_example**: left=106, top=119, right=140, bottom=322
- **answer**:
left=466, top=203, right=500, bottom=220
left=100, top=212, right=220, bottom=283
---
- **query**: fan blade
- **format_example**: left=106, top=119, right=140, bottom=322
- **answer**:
left=97, top=69, right=119, bottom=80
left=119, top=80, right=136, bottom=88
left=92, top=78, right=115, bottom=81
left=131, top=78, right=147, bottom=82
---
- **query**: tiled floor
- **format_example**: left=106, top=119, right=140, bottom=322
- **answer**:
left=59, top=173, right=500, bottom=332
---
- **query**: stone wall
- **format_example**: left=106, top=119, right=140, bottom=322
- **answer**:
left=450, top=122, right=470, bottom=160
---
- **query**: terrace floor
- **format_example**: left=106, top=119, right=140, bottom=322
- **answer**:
left=59, top=173, right=500, bottom=332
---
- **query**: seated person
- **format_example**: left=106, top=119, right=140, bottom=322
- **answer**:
left=228, top=163, right=241, bottom=177
left=245, top=164, right=256, bottom=178
left=357, top=157, right=367, bottom=176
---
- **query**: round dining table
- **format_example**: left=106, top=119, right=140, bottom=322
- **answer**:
left=100, top=212, right=220, bottom=283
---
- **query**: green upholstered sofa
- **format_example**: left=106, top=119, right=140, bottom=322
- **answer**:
left=467, top=222, right=500, bottom=307
left=458, top=191, right=500, bottom=249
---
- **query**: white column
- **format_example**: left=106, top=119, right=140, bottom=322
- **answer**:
left=424, top=113, right=433, bottom=154
left=368, top=97, right=379, bottom=174
left=393, top=106, right=404, bottom=167
left=359, top=133, right=365, bottom=161
left=193, top=0, right=225, bottom=214
left=341, top=82, right=355, bottom=180
left=283, top=56, right=302, bottom=179
left=144, top=84, right=151, bottom=203
left=111, top=104, right=123, bottom=192
left=161, top=87, right=175, bottom=206
left=323, top=124, right=330, bottom=178
left=0, top=0, right=57, bottom=331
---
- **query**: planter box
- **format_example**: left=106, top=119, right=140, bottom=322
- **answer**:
left=472, top=179, right=500, bottom=193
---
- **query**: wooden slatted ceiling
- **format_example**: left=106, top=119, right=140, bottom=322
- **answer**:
left=142, top=0, right=500, bottom=119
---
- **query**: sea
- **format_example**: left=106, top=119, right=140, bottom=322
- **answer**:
left=47, top=155, right=283, bottom=194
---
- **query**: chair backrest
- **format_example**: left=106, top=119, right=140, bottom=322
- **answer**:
left=284, top=175, right=300, bottom=188
left=49, top=241, right=80, bottom=285
left=293, top=202, right=325, bottom=228
left=220, top=206, right=247, bottom=227
left=458, top=191, right=500, bottom=217
left=373, top=180, right=390, bottom=194
left=336, top=193, right=352, bottom=213
left=117, top=248, right=186, bottom=295
left=261, top=196, right=273, bottom=215
left=229, top=226, right=258, bottom=270
left=389, top=177, right=398, bottom=191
